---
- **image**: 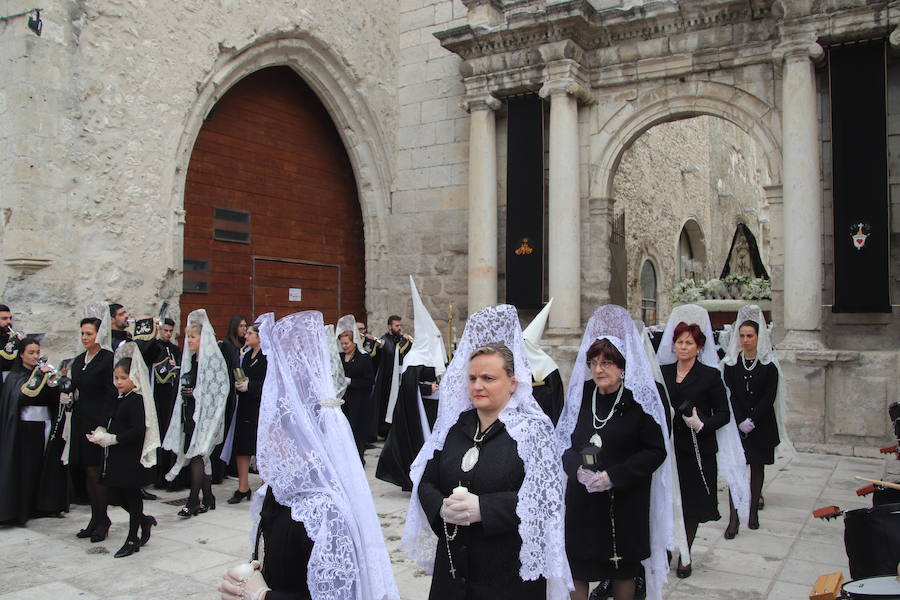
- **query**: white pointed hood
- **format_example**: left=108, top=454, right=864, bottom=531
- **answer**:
left=522, top=299, right=559, bottom=381
left=400, top=276, right=447, bottom=376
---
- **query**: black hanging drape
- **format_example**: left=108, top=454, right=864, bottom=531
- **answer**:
left=505, top=95, right=545, bottom=308
left=829, top=41, right=891, bottom=313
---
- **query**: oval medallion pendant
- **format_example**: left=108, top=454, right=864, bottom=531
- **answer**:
left=461, top=446, right=480, bottom=472
left=590, top=434, right=603, bottom=449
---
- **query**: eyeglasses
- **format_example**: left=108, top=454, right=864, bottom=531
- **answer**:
left=587, top=359, right=617, bottom=370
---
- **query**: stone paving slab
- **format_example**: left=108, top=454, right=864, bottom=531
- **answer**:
left=0, top=447, right=886, bottom=599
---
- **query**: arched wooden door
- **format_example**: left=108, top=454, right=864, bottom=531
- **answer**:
left=181, top=66, right=366, bottom=336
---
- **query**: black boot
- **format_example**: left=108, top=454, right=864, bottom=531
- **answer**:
left=114, top=539, right=140, bottom=558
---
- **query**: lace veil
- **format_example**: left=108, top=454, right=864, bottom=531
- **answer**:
left=721, top=304, right=794, bottom=457
left=555, top=305, right=673, bottom=600
left=325, top=323, right=348, bottom=400
left=83, top=301, right=112, bottom=351
left=656, top=304, right=749, bottom=526
left=162, top=309, right=229, bottom=478
left=254, top=311, right=398, bottom=600
left=336, top=315, right=365, bottom=352
left=401, top=304, right=573, bottom=599
left=114, top=341, right=160, bottom=468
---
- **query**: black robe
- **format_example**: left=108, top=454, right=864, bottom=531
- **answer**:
left=661, top=361, right=730, bottom=522
left=339, top=348, right=373, bottom=461
left=370, top=332, right=411, bottom=439
left=0, top=331, right=19, bottom=396
left=257, top=486, right=314, bottom=600
left=376, top=365, right=436, bottom=490
left=111, top=329, right=132, bottom=352
left=0, top=366, right=66, bottom=524
left=69, top=349, right=117, bottom=466
left=146, top=339, right=184, bottom=487
left=418, top=409, right=546, bottom=600
left=724, top=359, right=779, bottom=465
left=233, top=349, right=267, bottom=457
left=101, top=390, right=148, bottom=490
left=215, top=339, right=241, bottom=481
left=562, top=383, right=666, bottom=580
left=532, top=370, right=564, bottom=426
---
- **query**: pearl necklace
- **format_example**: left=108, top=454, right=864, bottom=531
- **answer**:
left=590, top=383, right=624, bottom=448
left=741, top=352, right=759, bottom=371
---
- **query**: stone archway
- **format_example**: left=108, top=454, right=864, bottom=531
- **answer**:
left=168, top=35, right=393, bottom=322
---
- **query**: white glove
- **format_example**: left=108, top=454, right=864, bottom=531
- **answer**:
left=738, top=418, right=755, bottom=434
left=344, top=377, right=352, bottom=386
left=235, top=379, right=249, bottom=393
left=445, top=489, right=481, bottom=525
left=577, top=467, right=613, bottom=493
left=219, top=561, right=271, bottom=600
left=87, top=429, right=118, bottom=447
left=682, top=407, right=704, bottom=432
left=59, top=393, right=73, bottom=406
left=440, top=498, right=470, bottom=525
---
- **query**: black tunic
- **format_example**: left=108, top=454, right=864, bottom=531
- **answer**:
left=370, top=332, right=411, bottom=438
left=111, top=329, right=132, bottom=351
left=661, top=361, right=730, bottom=522
left=258, top=487, right=314, bottom=600
left=376, top=365, right=435, bottom=491
left=215, top=340, right=241, bottom=479
left=562, top=383, right=666, bottom=580
left=101, top=390, right=148, bottom=489
left=532, top=370, right=564, bottom=426
left=147, top=339, right=183, bottom=486
left=69, top=349, right=117, bottom=466
left=233, top=349, right=267, bottom=456
left=724, top=359, right=779, bottom=465
left=418, top=409, right=546, bottom=600
left=339, top=348, right=374, bottom=455
left=0, top=367, right=66, bottom=523
left=179, top=356, right=199, bottom=453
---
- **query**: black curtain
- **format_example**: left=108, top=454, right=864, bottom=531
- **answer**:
left=829, top=41, right=891, bottom=313
left=505, top=95, right=545, bottom=308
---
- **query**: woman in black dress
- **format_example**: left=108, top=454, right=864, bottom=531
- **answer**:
left=659, top=321, right=729, bottom=578
left=0, top=337, right=66, bottom=524
left=722, top=305, right=787, bottom=537
left=338, top=329, right=373, bottom=464
left=69, top=317, right=117, bottom=542
left=404, top=305, right=571, bottom=600
left=88, top=354, right=158, bottom=558
left=228, top=323, right=266, bottom=504
left=217, top=314, right=246, bottom=483
left=563, top=338, right=666, bottom=600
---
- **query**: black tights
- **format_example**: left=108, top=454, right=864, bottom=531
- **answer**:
left=728, top=464, right=766, bottom=525
left=115, top=487, right=144, bottom=541
left=188, top=456, right=212, bottom=508
left=84, top=465, right=109, bottom=529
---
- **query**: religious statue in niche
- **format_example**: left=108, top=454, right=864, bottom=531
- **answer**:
left=850, top=222, right=871, bottom=250
left=514, top=237, right=534, bottom=255
left=726, top=232, right=754, bottom=277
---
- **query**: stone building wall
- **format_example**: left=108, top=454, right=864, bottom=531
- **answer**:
left=612, top=116, right=770, bottom=326
left=0, top=0, right=399, bottom=357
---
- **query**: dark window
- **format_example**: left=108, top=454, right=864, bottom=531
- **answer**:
left=183, top=258, right=210, bottom=294
left=213, top=207, right=251, bottom=244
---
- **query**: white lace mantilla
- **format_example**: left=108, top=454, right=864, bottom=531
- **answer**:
left=401, top=304, right=573, bottom=599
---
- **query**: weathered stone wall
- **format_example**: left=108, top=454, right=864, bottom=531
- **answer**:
left=0, top=0, right=398, bottom=358
left=611, top=116, right=770, bottom=326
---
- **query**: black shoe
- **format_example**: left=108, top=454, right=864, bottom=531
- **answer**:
left=199, top=495, right=215, bottom=512
left=227, top=490, right=252, bottom=504
left=140, top=488, right=158, bottom=501
left=140, top=515, right=157, bottom=546
left=76, top=519, right=96, bottom=539
left=724, top=521, right=739, bottom=539
left=748, top=514, right=760, bottom=530
left=178, top=505, right=200, bottom=519
left=114, top=539, right=140, bottom=558
left=676, top=561, right=692, bottom=579
left=90, top=518, right=111, bottom=543
left=757, top=495, right=765, bottom=511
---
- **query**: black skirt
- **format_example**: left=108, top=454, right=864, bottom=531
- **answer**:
left=569, top=557, right=643, bottom=581
left=675, top=448, right=720, bottom=522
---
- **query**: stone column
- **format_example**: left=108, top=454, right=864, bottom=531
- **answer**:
left=774, top=34, right=824, bottom=346
left=464, top=93, right=501, bottom=313
left=540, top=78, right=585, bottom=330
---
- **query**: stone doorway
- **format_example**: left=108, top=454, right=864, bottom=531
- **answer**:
left=180, top=66, right=366, bottom=335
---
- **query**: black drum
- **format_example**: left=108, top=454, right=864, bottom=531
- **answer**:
left=842, top=576, right=900, bottom=599
left=844, top=503, right=900, bottom=579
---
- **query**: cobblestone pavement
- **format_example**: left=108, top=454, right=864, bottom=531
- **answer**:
left=0, top=448, right=886, bottom=599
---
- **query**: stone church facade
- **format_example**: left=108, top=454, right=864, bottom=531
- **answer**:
left=1, top=0, right=898, bottom=454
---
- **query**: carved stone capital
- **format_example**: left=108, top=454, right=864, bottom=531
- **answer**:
left=773, top=28, right=824, bottom=66
left=462, top=92, right=502, bottom=113
left=890, top=25, right=900, bottom=50
left=539, top=59, right=593, bottom=104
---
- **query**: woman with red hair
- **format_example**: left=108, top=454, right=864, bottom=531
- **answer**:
left=658, top=315, right=730, bottom=579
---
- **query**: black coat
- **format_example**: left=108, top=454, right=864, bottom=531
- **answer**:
left=661, top=361, right=729, bottom=522
left=258, top=486, right=314, bottom=600
left=340, top=348, right=374, bottom=446
left=371, top=332, right=411, bottom=437
left=69, top=349, right=117, bottom=466
left=418, top=409, right=546, bottom=600
left=563, top=383, right=666, bottom=578
left=532, top=370, right=564, bottom=426
left=724, top=360, right=779, bottom=464
left=0, top=366, right=65, bottom=523
left=376, top=365, right=435, bottom=491
left=102, top=390, right=148, bottom=489
left=234, top=349, right=267, bottom=456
